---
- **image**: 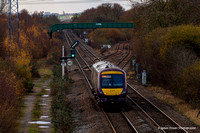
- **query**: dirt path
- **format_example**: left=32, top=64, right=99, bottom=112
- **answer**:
left=19, top=68, right=52, bottom=133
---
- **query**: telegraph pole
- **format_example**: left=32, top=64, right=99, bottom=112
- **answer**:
left=8, top=0, right=20, bottom=48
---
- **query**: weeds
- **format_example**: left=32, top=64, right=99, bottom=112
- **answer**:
left=51, top=63, right=74, bottom=133
left=32, top=97, right=42, bottom=121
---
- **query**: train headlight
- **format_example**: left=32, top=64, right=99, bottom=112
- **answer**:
left=99, top=90, right=104, bottom=94
left=121, top=90, right=126, bottom=94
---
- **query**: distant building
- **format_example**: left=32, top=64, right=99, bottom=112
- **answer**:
left=51, top=13, right=59, bottom=17
left=44, top=12, right=51, bottom=16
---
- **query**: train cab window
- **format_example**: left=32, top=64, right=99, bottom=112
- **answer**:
left=101, top=74, right=124, bottom=88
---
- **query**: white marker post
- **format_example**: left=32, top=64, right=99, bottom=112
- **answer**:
left=61, top=45, right=66, bottom=79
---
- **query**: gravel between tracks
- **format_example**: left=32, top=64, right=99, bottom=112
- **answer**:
left=67, top=62, right=112, bottom=133
left=128, top=80, right=200, bottom=133
left=67, top=40, right=200, bottom=133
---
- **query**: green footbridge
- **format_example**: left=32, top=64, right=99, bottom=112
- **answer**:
left=49, top=22, right=135, bottom=38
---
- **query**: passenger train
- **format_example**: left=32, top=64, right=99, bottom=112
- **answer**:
left=91, top=61, right=127, bottom=103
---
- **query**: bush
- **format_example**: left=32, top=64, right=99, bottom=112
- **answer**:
left=12, top=50, right=33, bottom=92
left=30, top=60, right=40, bottom=78
left=51, top=64, right=74, bottom=132
left=0, top=72, right=22, bottom=133
left=177, top=61, right=200, bottom=107
left=88, top=28, right=128, bottom=48
left=160, top=25, right=200, bottom=58
left=133, top=25, right=200, bottom=107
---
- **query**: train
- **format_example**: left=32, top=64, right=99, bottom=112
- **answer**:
left=91, top=61, right=127, bottom=104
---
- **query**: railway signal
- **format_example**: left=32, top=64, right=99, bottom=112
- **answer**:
left=71, top=41, right=79, bottom=49
left=70, top=49, right=75, bottom=58
left=60, top=41, right=79, bottom=79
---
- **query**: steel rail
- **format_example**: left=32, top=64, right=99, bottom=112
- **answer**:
left=102, top=43, right=121, bottom=59
left=101, top=108, right=117, bottom=133
left=70, top=32, right=102, bottom=61
left=116, top=43, right=131, bottom=67
left=121, top=110, right=139, bottom=133
left=108, top=41, right=188, bottom=132
left=64, top=30, right=117, bottom=133
left=64, top=31, right=91, bottom=69
left=127, top=95, right=166, bottom=133
left=64, top=30, right=139, bottom=133
left=127, top=84, right=188, bottom=133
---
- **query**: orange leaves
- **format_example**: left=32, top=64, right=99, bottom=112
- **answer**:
left=27, top=25, right=40, bottom=39
left=106, top=29, right=121, bottom=40
left=0, top=71, right=23, bottom=132
left=0, top=71, right=24, bottom=103
left=88, top=28, right=126, bottom=48
left=13, top=50, right=32, bottom=81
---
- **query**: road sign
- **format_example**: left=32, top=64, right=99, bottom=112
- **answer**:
left=71, top=41, right=79, bottom=49
left=67, top=60, right=72, bottom=66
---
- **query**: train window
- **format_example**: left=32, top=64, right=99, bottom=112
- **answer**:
left=101, top=74, right=124, bottom=88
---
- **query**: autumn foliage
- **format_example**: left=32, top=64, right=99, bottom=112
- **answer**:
left=0, top=10, right=61, bottom=132
left=73, top=3, right=131, bottom=48
left=72, top=1, right=200, bottom=107
left=133, top=25, right=200, bottom=107
left=0, top=63, right=24, bottom=133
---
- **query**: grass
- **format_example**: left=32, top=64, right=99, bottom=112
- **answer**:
left=29, top=67, right=53, bottom=132
left=148, top=86, right=200, bottom=126
left=30, top=96, right=42, bottom=133
left=29, top=125, right=42, bottom=133
left=39, top=68, right=53, bottom=76
left=32, top=96, right=42, bottom=121
left=50, top=64, right=74, bottom=132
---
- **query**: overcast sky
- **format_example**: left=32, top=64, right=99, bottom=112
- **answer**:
left=19, top=0, right=133, bottom=14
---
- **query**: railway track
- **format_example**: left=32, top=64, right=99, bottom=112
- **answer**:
left=102, top=43, right=124, bottom=59
left=63, top=30, right=139, bottom=133
left=63, top=30, right=189, bottom=133
left=100, top=38, right=188, bottom=132
left=67, top=31, right=101, bottom=62
left=127, top=84, right=188, bottom=133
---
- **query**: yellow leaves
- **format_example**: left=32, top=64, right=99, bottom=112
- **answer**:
left=14, top=50, right=32, bottom=79
left=180, top=61, right=200, bottom=100
left=3, top=37, right=19, bottom=57
left=27, top=25, right=40, bottom=39
left=160, top=25, right=200, bottom=59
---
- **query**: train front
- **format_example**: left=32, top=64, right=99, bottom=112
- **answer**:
left=98, top=68, right=127, bottom=103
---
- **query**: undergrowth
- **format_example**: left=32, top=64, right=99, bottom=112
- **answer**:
left=50, top=60, right=74, bottom=133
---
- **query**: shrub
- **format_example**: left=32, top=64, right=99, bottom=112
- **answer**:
left=177, top=61, right=200, bottom=108
left=12, top=50, right=33, bottom=92
left=51, top=64, right=74, bottom=133
left=30, top=60, right=40, bottom=78
left=133, top=25, right=200, bottom=107
left=160, top=25, right=200, bottom=59
left=0, top=72, right=22, bottom=133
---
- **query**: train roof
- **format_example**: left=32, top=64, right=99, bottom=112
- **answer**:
left=92, top=61, right=120, bottom=73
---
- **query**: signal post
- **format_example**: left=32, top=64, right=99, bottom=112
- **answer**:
left=61, top=41, right=79, bottom=79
